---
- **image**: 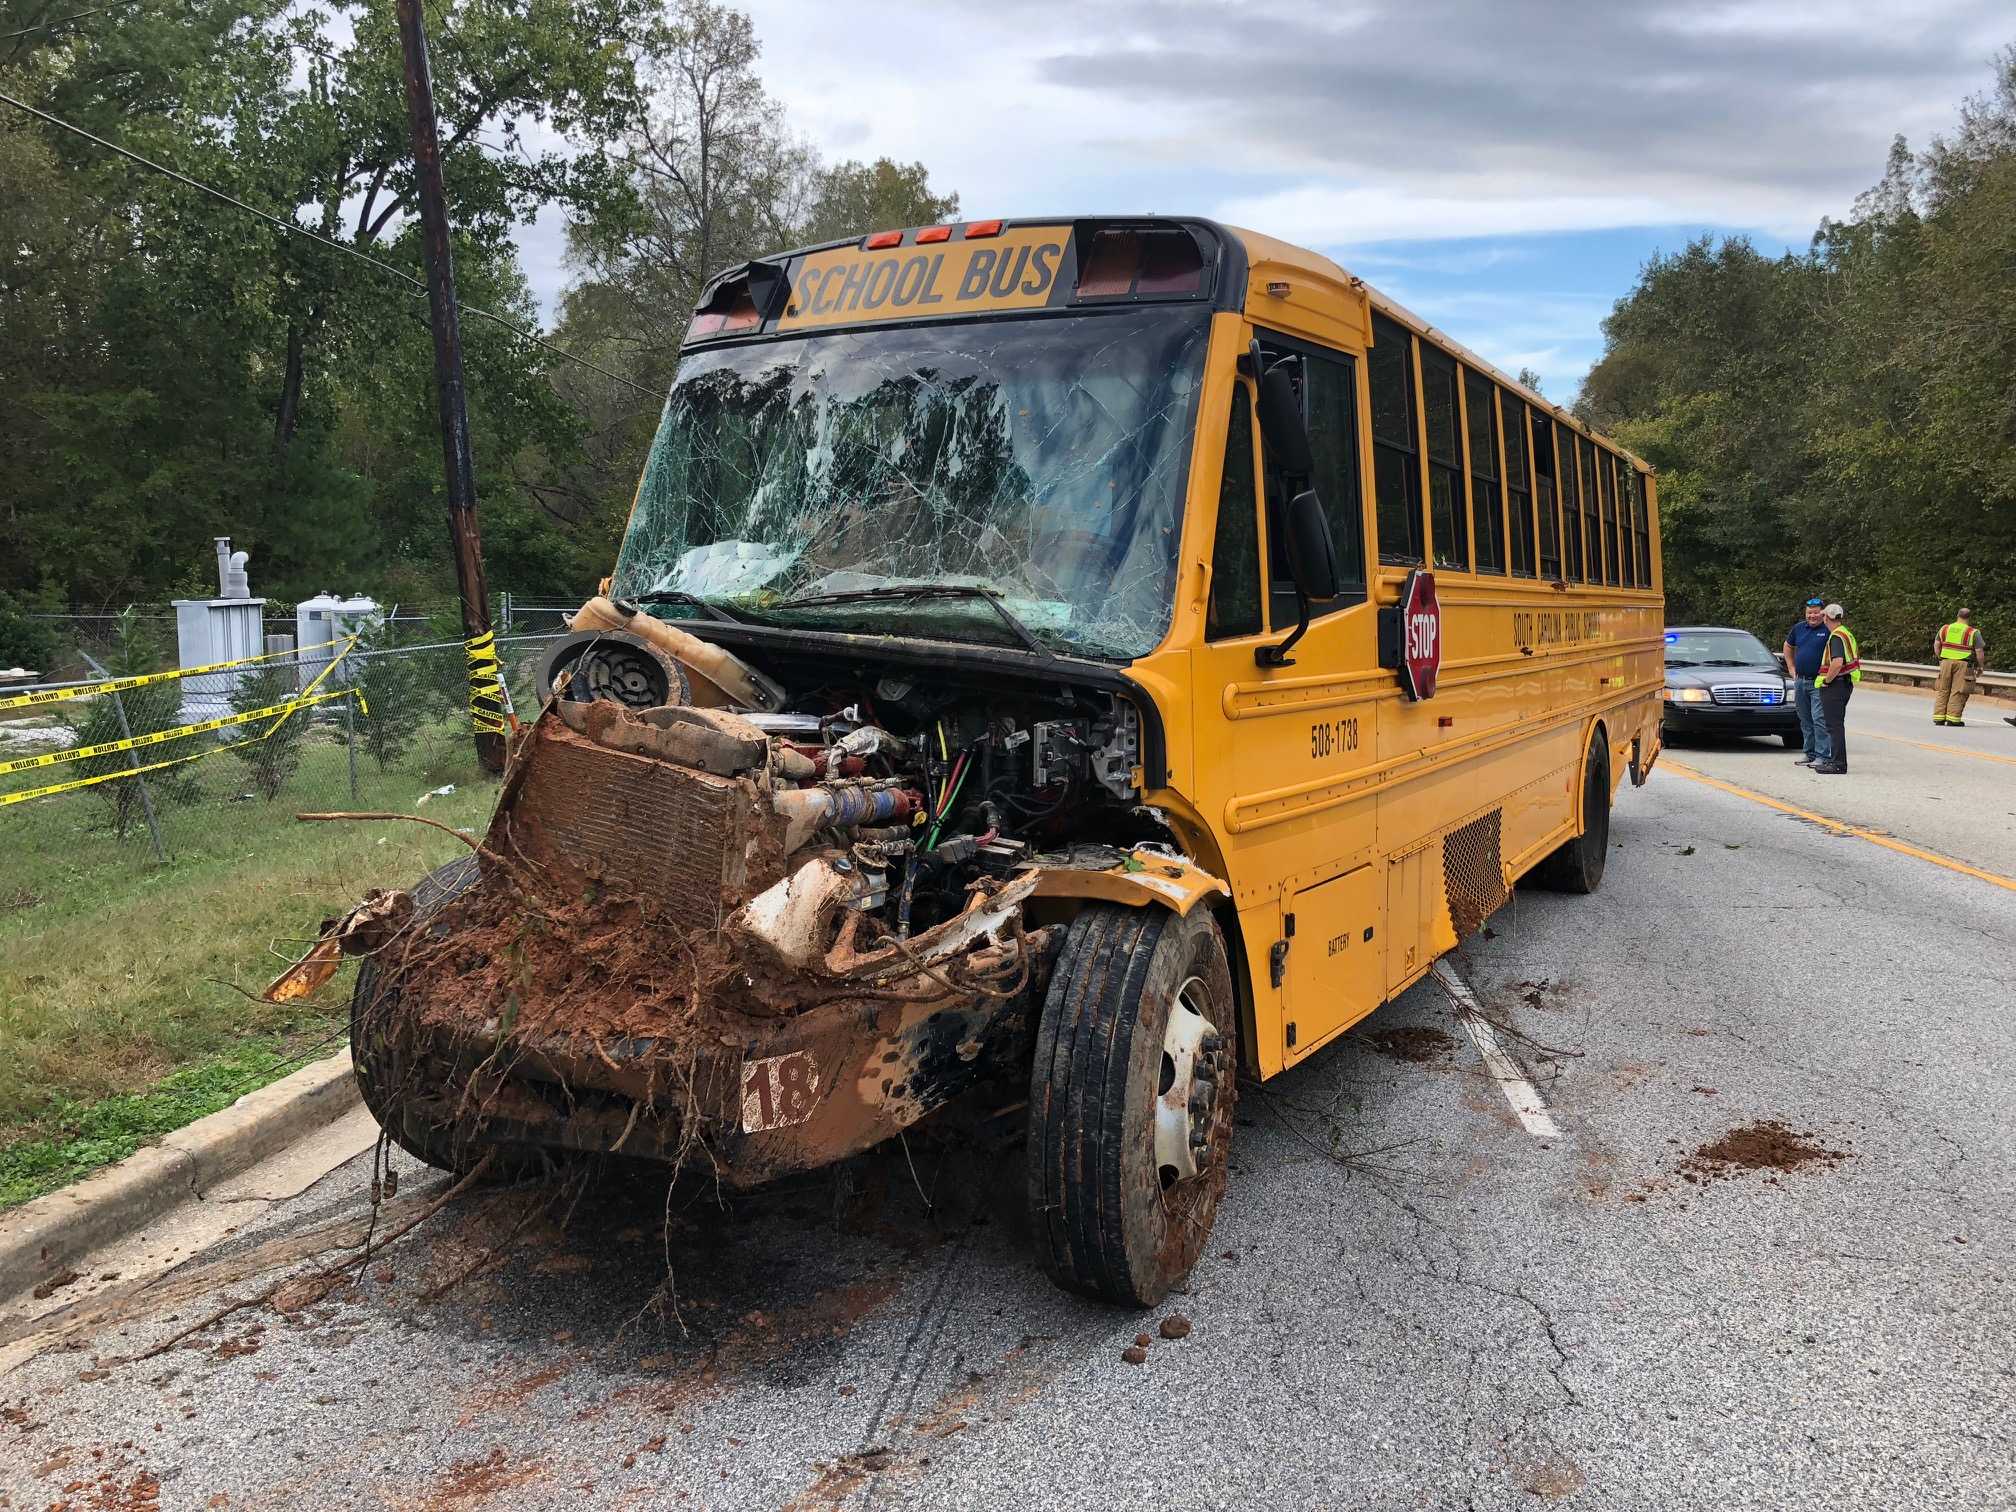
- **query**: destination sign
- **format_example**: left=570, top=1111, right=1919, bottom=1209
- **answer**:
left=778, top=227, right=1069, bottom=331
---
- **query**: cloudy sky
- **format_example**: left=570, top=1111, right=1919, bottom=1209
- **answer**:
left=519, top=0, right=2010, bottom=397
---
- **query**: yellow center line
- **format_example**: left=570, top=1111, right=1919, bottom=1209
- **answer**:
left=1860, top=730, right=2016, bottom=766
left=1658, top=759, right=2016, bottom=895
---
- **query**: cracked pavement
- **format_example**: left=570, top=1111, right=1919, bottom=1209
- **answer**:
left=1, top=713, right=2011, bottom=1510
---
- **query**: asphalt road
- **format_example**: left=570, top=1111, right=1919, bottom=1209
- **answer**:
left=1664, top=681, right=2016, bottom=877
left=4, top=701, right=2012, bottom=1511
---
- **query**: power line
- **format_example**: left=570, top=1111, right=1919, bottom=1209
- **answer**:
left=0, top=0, right=145, bottom=42
left=0, top=87, right=658, bottom=399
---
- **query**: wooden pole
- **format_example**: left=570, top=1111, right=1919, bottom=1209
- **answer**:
left=395, top=0, right=504, bottom=773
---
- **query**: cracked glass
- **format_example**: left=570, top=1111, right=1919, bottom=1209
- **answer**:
left=611, top=307, right=1211, bottom=659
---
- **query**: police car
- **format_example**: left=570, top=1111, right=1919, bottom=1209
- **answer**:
left=1662, top=626, right=1801, bottom=746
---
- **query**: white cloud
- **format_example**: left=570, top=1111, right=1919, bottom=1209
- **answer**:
left=1212, top=181, right=1819, bottom=250
left=509, top=0, right=2008, bottom=336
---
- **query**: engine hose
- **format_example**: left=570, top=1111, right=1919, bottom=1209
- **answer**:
left=895, top=854, right=921, bottom=940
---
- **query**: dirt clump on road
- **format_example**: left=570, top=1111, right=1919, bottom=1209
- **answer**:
left=1158, top=1314, right=1192, bottom=1340
left=1362, top=1025, right=1457, bottom=1063
left=421, top=1447, right=545, bottom=1509
left=1681, top=1120, right=1849, bottom=1183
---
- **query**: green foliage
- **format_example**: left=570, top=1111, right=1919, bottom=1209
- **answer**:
left=546, top=0, right=962, bottom=545
left=224, top=662, right=306, bottom=800
left=2, top=1, right=959, bottom=612
left=1579, top=48, right=2016, bottom=664
left=61, top=608, right=199, bottom=836
left=799, top=157, right=960, bottom=246
left=0, top=591, right=58, bottom=671
left=350, top=616, right=444, bottom=771
left=2, top=0, right=676, bottom=608
left=0, top=1039, right=307, bottom=1210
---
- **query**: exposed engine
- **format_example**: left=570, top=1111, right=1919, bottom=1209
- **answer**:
left=529, top=601, right=1167, bottom=959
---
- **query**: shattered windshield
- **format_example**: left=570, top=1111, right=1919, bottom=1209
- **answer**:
left=610, top=307, right=1211, bottom=659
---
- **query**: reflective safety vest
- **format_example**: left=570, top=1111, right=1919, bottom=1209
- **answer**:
left=1937, top=621, right=1979, bottom=660
left=1815, top=626, right=1861, bottom=687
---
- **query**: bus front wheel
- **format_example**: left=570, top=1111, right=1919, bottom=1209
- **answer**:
left=1534, top=733, right=1610, bottom=894
left=1027, top=905, right=1238, bottom=1307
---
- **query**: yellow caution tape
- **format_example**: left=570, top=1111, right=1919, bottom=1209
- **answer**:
left=0, top=686, right=364, bottom=776
left=261, top=634, right=356, bottom=741
left=2, top=743, right=225, bottom=806
left=0, top=636, right=355, bottom=711
left=3, top=651, right=371, bottom=807
left=466, top=630, right=507, bottom=735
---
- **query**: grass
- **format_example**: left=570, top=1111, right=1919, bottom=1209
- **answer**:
left=0, top=711, right=500, bottom=1209
left=0, top=1035, right=336, bottom=1209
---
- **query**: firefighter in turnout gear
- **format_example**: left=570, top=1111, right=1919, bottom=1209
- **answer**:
left=1811, top=604, right=1859, bottom=774
left=1931, top=608, right=1985, bottom=727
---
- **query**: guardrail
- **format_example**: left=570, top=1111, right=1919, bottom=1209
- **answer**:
left=1860, top=658, right=2016, bottom=693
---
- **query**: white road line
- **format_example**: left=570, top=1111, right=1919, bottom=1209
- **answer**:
left=1432, top=960, right=1562, bottom=1140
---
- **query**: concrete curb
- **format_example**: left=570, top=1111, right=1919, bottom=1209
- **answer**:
left=0, top=1048, right=362, bottom=1305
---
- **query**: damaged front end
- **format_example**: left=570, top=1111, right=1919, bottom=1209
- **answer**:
left=348, top=609, right=1218, bottom=1191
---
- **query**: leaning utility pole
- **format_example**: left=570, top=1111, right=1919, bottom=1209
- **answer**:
left=396, top=0, right=505, bottom=773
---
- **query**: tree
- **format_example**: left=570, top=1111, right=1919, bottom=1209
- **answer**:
left=60, top=608, right=200, bottom=838
left=1, top=0, right=673, bottom=606
left=225, top=662, right=308, bottom=800
left=1, top=0, right=958, bottom=610
left=1575, top=46, right=2016, bottom=659
left=798, top=157, right=958, bottom=247
left=546, top=0, right=957, bottom=557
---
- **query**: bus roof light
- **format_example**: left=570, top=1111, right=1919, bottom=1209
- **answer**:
left=963, top=219, right=1004, bottom=238
left=915, top=225, right=952, bottom=243
left=863, top=230, right=903, bottom=249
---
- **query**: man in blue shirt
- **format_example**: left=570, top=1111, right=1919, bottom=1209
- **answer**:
left=1782, top=597, right=1833, bottom=766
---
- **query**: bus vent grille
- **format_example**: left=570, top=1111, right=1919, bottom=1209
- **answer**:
left=1442, top=810, right=1507, bottom=939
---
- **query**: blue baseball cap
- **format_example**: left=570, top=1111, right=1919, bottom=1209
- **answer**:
left=1805, top=597, right=1825, bottom=606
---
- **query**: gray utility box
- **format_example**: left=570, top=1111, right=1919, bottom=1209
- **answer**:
left=172, top=538, right=265, bottom=723
left=295, top=592, right=379, bottom=690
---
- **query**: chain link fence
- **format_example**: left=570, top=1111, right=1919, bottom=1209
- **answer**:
left=2, top=616, right=571, bottom=885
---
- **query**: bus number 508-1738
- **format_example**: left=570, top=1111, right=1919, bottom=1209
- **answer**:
left=1311, top=717, right=1360, bottom=760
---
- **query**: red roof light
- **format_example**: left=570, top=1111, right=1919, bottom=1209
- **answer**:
left=863, top=229, right=903, bottom=249
left=963, top=219, right=1004, bottom=239
left=915, top=225, right=952, bottom=243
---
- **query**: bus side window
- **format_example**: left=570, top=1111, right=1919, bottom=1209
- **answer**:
left=1600, top=451, right=1621, bottom=584
left=1503, top=392, right=1535, bottom=576
left=1207, top=386, right=1263, bottom=640
left=1368, top=313, right=1424, bottom=565
left=1530, top=410, right=1561, bottom=580
left=1556, top=421, right=1584, bottom=582
left=1577, top=436, right=1601, bottom=586
left=1255, top=341, right=1367, bottom=628
left=1300, top=351, right=1367, bottom=603
left=1627, top=468, right=1649, bottom=585
left=1421, top=346, right=1468, bottom=570
left=1463, top=369, right=1504, bottom=574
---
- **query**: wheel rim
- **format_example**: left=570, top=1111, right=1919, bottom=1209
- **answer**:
left=1153, top=975, right=1226, bottom=1190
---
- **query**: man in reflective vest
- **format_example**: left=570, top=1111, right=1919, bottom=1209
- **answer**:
left=1931, top=608, right=1984, bottom=727
left=1810, top=603, right=1859, bottom=775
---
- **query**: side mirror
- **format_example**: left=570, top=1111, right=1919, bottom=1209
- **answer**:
left=1256, top=490, right=1339, bottom=668
left=1255, top=365, right=1314, bottom=477
left=1282, top=488, right=1338, bottom=602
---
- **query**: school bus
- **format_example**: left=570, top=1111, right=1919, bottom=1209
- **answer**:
left=351, top=216, right=1663, bottom=1308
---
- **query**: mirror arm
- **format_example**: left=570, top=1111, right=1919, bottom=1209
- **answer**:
left=1256, top=591, right=1311, bottom=668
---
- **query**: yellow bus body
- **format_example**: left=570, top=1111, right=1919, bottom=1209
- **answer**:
left=1123, top=228, right=1664, bottom=1079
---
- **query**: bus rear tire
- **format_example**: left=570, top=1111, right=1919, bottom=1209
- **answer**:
left=1027, top=905, right=1238, bottom=1308
left=1534, top=733, right=1610, bottom=895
